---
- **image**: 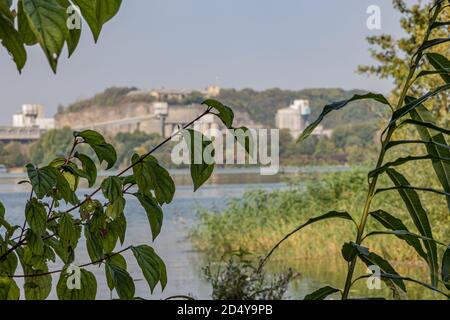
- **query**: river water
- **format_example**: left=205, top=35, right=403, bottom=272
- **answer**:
left=0, top=167, right=438, bottom=300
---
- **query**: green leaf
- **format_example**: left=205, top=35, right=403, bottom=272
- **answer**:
left=408, top=100, right=450, bottom=211
left=261, top=212, right=355, bottom=269
left=417, top=38, right=450, bottom=53
left=57, top=268, right=97, bottom=300
left=386, top=169, right=439, bottom=286
left=0, top=277, right=20, bottom=300
left=58, top=213, right=81, bottom=249
left=353, top=244, right=406, bottom=292
left=26, top=164, right=57, bottom=199
left=368, top=155, right=445, bottom=178
left=110, top=212, right=126, bottom=245
left=53, top=168, right=79, bottom=205
left=0, top=200, right=4, bottom=221
left=426, top=53, right=450, bottom=83
left=105, top=196, right=125, bottom=221
left=182, top=129, right=215, bottom=191
left=105, top=253, right=127, bottom=291
left=26, top=229, right=44, bottom=256
left=84, top=224, right=103, bottom=263
left=369, top=210, right=427, bottom=261
left=442, top=247, right=450, bottom=290
left=202, top=99, right=234, bottom=128
left=101, top=176, right=123, bottom=202
left=0, top=0, right=13, bottom=20
left=24, top=268, right=52, bottom=300
left=341, top=242, right=358, bottom=262
left=390, top=83, right=450, bottom=125
left=71, top=0, right=122, bottom=42
left=304, top=286, right=340, bottom=300
left=105, top=262, right=135, bottom=300
left=0, top=248, right=18, bottom=276
left=75, top=130, right=117, bottom=169
left=25, top=198, right=47, bottom=235
left=298, top=93, right=391, bottom=142
left=232, top=126, right=255, bottom=156
left=22, top=0, right=68, bottom=73
left=74, top=152, right=97, bottom=187
left=58, top=0, right=81, bottom=57
left=0, top=13, right=27, bottom=72
left=131, top=245, right=167, bottom=292
left=378, top=273, right=450, bottom=299
left=135, top=193, right=163, bottom=241
left=132, top=154, right=175, bottom=205
left=17, top=0, right=37, bottom=45
left=399, top=119, right=450, bottom=136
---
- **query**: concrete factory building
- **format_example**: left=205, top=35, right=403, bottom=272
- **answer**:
left=12, top=104, right=55, bottom=130
left=276, top=100, right=311, bottom=138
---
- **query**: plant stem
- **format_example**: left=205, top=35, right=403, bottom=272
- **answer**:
left=341, top=4, right=442, bottom=299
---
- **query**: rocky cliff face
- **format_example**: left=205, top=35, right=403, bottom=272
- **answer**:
left=55, top=102, right=257, bottom=137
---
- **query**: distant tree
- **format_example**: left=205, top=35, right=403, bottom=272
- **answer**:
left=358, top=0, right=449, bottom=118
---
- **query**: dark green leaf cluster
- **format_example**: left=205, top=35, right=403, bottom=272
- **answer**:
left=0, top=0, right=122, bottom=72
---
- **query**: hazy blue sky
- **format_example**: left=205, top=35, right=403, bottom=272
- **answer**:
left=0, top=0, right=404, bottom=124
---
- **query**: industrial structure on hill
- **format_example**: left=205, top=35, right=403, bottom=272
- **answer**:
left=1, top=88, right=333, bottom=143
left=275, top=99, right=332, bottom=139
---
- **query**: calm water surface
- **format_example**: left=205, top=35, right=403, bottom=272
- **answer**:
left=0, top=167, right=436, bottom=300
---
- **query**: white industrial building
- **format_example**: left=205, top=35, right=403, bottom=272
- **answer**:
left=12, top=104, right=55, bottom=130
left=275, top=100, right=332, bottom=139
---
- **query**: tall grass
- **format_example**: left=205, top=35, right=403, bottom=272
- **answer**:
left=191, top=169, right=448, bottom=268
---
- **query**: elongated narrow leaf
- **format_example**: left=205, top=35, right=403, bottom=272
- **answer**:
left=386, top=169, right=439, bottom=286
left=409, top=100, right=450, bottom=211
left=368, top=155, right=441, bottom=178
left=298, top=93, right=391, bottom=142
left=369, top=210, right=427, bottom=261
left=379, top=273, right=449, bottom=298
left=418, top=38, right=450, bottom=53
left=304, top=286, right=340, bottom=300
left=442, top=246, right=450, bottom=290
left=72, top=0, right=122, bottom=42
left=260, top=212, right=355, bottom=269
left=352, top=244, right=406, bottom=292
left=426, top=53, right=450, bottom=83
left=376, top=185, right=450, bottom=197
left=0, top=14, right=27, bottom=72
left=385, top=140, right=450, bottom=152
left=202, top=99, right=234, bottom=128
left=400, top=119, right=450, bottom=136
left=22, top=0, right=68, bottom=73
left=390, top=83, right=450, bottom=124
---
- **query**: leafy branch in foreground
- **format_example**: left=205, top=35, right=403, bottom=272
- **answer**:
left=262, top=0, right=450, bottom=300
left=0, top=99, right=247, bottom=300
left=0, top=0, right=123, bottom=73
